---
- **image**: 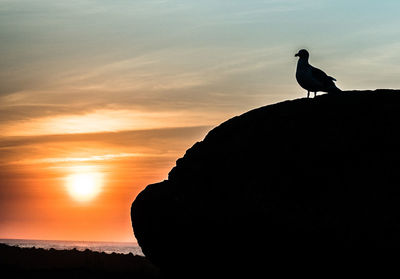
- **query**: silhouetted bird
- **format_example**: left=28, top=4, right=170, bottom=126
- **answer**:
left=295, top=49, right=341, bottom=98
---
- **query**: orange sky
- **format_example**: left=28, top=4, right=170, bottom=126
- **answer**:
left=0, top=127, right=211, bottom=242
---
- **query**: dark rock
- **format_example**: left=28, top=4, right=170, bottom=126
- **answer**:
left=0, top=243, right=160, bottom=279
left=131, top=90, right=400, bottom=276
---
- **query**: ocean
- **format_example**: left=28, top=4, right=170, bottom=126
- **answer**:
left=0, top=238, right=144, bottom=256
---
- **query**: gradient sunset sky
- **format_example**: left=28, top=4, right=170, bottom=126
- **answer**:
left=1, top=0, right=400, bottom=243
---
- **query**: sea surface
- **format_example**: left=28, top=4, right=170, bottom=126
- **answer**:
left=0, top=238, right=144, bottom=256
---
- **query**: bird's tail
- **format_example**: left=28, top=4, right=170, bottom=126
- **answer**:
left=326, top=76, right=342, bottom=93
left=328, top=84, right=342, bottom=94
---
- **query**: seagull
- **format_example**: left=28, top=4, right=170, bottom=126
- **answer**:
left=295, top=49, right=341, bottom=98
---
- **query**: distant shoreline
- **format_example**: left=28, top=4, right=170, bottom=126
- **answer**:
left=0, top=238, right=143, bottom=256
left=0, top=243, right=159, bottom=278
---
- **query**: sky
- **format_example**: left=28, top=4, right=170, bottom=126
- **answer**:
left=1, top=0, right=400, bottom=242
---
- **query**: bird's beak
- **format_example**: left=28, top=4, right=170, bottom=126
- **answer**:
left=295, top=53, right=299, bottom=57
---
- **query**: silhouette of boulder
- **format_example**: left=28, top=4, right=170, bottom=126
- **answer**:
left=131, top=90, right=400, bottom=276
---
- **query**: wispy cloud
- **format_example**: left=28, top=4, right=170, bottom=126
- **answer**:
left=0, top=108, right=221, bottom=137
left=13, top=153, right=146, bottom=165
left=0, top=126, right=211, bottom=166
left=0, top=44, right=291, bottom=137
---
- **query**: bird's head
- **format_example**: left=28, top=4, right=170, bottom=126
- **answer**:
left=295, top=49, right=309, bottom=59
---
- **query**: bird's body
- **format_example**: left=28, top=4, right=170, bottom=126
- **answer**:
left=295, top=49, right=341, bottom=98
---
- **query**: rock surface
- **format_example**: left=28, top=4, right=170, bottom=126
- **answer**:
left=0, top=243, right=160, bottom=279
left=131, top=90, right=400, bottom=275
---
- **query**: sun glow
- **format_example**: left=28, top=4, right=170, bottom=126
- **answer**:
left=65, top=166, right=103, bottom=202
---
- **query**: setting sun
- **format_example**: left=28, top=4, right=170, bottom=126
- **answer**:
left=66, top=168, right=103, bottom=202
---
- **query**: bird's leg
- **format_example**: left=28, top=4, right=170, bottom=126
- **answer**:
left=307, top=91, right=310, bottom=98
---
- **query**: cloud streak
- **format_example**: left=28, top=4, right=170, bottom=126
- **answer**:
left=0, top=126, right=211, bottom=166
left=14, top=153, right=146, bottom=165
